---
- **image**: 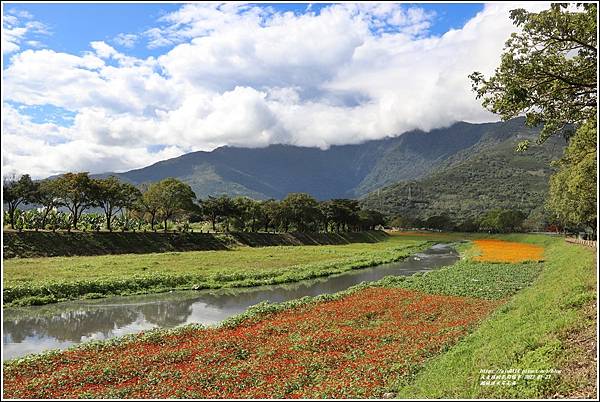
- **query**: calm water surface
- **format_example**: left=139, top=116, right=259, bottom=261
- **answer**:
left=3, top=243, right=458, bottom=360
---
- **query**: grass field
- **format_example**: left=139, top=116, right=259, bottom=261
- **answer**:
left=3, top=233, right=596, bottom=398
left=3, top=236, right=430, bottom=306
left=393, top=234, right=597, bottom=399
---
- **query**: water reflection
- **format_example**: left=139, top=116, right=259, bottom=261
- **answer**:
left=3, top=243, right=458, bottom=360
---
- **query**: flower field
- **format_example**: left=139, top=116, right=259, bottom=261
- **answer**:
left=473, top=239, right=544, bottom=263
left=3, top=287, right=499, bottom=399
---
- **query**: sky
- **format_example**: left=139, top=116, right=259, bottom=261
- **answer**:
left=1, top=2, right=550, bottom=178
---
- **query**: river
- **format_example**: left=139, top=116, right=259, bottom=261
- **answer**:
left=2, top=243, right=458, bottom=361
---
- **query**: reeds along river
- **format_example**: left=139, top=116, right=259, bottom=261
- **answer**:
left=3, top=243, right=459, bottom=361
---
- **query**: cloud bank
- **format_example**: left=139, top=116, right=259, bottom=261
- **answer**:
left=2, top=2, right=549, bottom=178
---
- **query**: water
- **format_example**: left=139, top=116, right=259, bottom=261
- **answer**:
left=2, top=243, right=458, bottom=361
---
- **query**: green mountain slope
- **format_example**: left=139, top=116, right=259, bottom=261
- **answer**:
left=101, top=118, right=550, bottom=202
left=360, top=127, right=565, bottom=221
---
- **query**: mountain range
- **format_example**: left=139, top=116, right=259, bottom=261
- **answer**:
left=101, top=117, right=564, bottom=219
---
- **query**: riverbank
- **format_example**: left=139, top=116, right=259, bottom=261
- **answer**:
left=394, top=234, right=597, bottom=398
left=3, top=230, right=389, bottom=259
left=3, top=234, right=595, bottom=398
left=2, top=235, right=548, bottom=398
left=3, top=236, right=428, bottom=307
left=3, top=244, right=459, bottom=360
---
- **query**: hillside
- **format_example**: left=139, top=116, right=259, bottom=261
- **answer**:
left=100, top=118, right=545, bottom=200
left=360, top=128, right=565, bottom=221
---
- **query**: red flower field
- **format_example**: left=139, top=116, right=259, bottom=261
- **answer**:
left=3, top=287, right=500, bottom=399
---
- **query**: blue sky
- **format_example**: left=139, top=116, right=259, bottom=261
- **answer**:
left=5, top=2, right=535, bottom=178
left=4, top=2, right=484, bottom=60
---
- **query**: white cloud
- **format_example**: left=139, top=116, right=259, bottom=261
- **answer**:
left=114, top=33, right=138, bottom=48
left=2, top=2, right=552, bottom=178
left=2, top=9, right=49, bottom=54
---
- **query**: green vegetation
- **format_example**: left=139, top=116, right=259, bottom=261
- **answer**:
left=3, top=174, right=37, bottom=230
left=360, top=126, right=563, bottom=224
left=3, top=236, right=429, bottom=306
left=470, top=3, right=597, bottom=236
left=377, top=259, right=543, bottom=300
left=3, top=230, right=389, bottom=259
left=547, top=117, right=597, bottom=235
left=6, top=233, right=594, bottom=399
left=4, top=172, right=384, bottom=234
left=393, top=235, right=596, bottom=398
left=470, top=4, right=596, bottom=143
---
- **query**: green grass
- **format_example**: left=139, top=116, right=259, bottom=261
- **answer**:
left=393, top=234, right=596, bottom=398
left=376, top=259, right=543, bottom=300
left=3, top=237, right=430, bottom=306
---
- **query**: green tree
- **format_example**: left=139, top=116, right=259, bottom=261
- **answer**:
left=479, top=209, right=526, bottom=233
left=91, top=176, right=141, bottom=231
left=201, top=195, right=235, bottom=232
left=3, top=174, right=37, bottom=229
left=547, top=117, right=597, bottom=234
left=53, top=172, right=96, bottom=231
left=424, top=215, right=454, bottom=231
left=281, top=193, right=320, bottom=232
left=149, top=178, right=196, bottom=232
left=357, top=209, right=386, bottom=231
left=470, top=3, right=596, bottom=145
left=326, top=199, right=361, bottom=233
left=30, top=179, right=61, bottom=231
left=137, top=183, right=162, bottom=231
left=497, top=209, right=527, bottom=232
left=231, top=197, right=253, bottom=231
left=389, top=215, right=416, bottom=230
left=456, top=219, right=479, bottom=233
left=260, top=199, right=281, bottom=232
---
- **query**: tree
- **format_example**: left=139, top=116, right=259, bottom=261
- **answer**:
left=31, top=179, right=61, bottom=231
left=91, top=176, right=141, bottom=231
left=424, top=215, right=454, bottom=231
left=201, top=195, right=235, bottom=232
left=326, top=199, right=360, bottom=233
left=281, top=193, right=320, bottom=232
left=456, top=219, right=479, bottom=233
left=497, top=209, right=527, bottom=232
left=479, top=209, right=526, bottom=233
left=138, top=183, right=162, bottom=231
left=547, top=117, right=597, bottom=234
left=389, top=215, right=417, bottom=230
left=470, top=3, right=597, bottom=236
left=150, top=178, right=196, bottom=232
left=357, top=209, right=386, bottom=231
left=260, top=199, right=280, bottom=232
left=470, top=4, right=596, bottom=146
left=52, top=172, right=96, bottom=231
left=479, top=209, right=502, bottom=233
left=231, top=197, right=254, bottom=231
left=3, top=174, right=37, bottom=229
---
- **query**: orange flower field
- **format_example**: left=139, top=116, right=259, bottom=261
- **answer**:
left=3, top=288, right=499, bottom=399
left=473, top=239, right=544, bottom=263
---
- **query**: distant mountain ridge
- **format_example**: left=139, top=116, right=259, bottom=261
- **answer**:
left=100, top=117, right=557, bottom=204
left=360, top=122, right=565, bottom=220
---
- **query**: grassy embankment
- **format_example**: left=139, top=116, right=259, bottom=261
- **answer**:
left=394, top=234, right=597, bottom=398
left=3, top=234, right=430, bottom=307
left=3, top=230, right=388, bottom=259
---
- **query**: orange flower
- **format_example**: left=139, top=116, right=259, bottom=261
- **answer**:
left=3, top=288, right=499, bottom=399
left=473, top=239, right=544, bottom=263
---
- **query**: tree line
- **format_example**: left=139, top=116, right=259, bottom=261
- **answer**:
left=3, top=173, right=385, bottom=233
left=389, top=208, right=528, bottom=234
